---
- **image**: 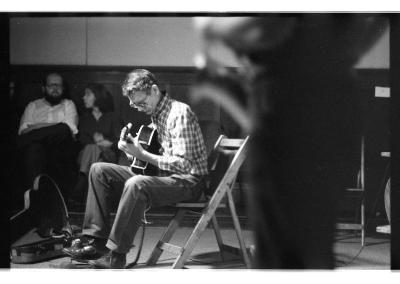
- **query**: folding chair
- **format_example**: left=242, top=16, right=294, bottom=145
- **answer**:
left=336, top=136, right=366, bottom=246
left=146, top=135, right=251, bottom=268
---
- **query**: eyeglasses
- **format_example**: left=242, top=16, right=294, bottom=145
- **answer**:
left=126, top=89, right=151, bottom=108
left=130, top=94, right=151, bottom=109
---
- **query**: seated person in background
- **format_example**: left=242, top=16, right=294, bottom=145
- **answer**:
left=69, top=84, right=120, bottom=204
left=17, top=72, right=78, bottom=200
left=63, top=69, right=208, bottom=269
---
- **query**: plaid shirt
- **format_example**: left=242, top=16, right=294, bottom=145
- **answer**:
left=151, top=94, right=208, bottom=177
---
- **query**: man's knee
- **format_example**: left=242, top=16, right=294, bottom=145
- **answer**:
left=89, top=162, right=111, bottom=178
left=124, top=175, right=149, bottom=202
left=51, top=123, right=73, bottom=140
left=52, top=122, right=70, bottom=133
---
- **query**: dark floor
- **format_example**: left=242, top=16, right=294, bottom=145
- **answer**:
left=9, top=208, right=390, bottom=269
left=334, top=232, right=390, bottom=269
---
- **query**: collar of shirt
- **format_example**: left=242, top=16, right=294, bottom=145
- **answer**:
left=151, top=93, right=170, bottom=121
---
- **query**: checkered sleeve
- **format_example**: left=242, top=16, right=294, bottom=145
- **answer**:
left=157, top=105, right=208, bottom=175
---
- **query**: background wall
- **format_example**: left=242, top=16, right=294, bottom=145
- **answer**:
left=10, top=16, right=238, bottom=67
left=86, top=17, right=202, bottom=66
left=10, top=16, right=389, bottom=68
left=10, top=17, right=87, bottom=65
left=355, top=24, right=390, bottom=69
left=9, top=16, right=243, bottom=139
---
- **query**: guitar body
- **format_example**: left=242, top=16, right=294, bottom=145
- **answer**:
left=121, top=124, right=161, bottom=176
left=10, top=174, right=77, bottom=264
left=11, top=174, right=70, bottom=242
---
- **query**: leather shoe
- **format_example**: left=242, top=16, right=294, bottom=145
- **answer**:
left=88, top=251, right=126, bottom=269
left=63, top=236, right=107, bottom=261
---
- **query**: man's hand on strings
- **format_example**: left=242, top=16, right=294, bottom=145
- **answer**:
left=118, top=133, right=145, bottom=159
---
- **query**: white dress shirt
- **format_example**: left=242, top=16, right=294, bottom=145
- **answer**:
left=18, top=98, right=79, bottom=135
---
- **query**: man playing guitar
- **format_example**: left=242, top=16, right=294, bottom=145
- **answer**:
left=63, top=69, right=208, bottom=269
left=120, top=122, right=161, bottom=176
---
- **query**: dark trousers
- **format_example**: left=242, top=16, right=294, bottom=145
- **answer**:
left=82, top=162, right=203, bottom=254
left=17, top=123, right=77, bottom=201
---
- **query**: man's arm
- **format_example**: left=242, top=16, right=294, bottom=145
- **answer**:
left=20, top=122, right=59, bottom=135
left=118, top=134, right=161, bottom=166
left=17, top=102, right=57, bottom=135
left=156, top=110, right=201, bottom=173
left=120, top=108, right=204, bottom=174
left=18, top=102, right=35, bottom=135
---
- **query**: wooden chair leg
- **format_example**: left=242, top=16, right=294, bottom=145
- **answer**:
left=361, top=198, right=365, bottom=247
left=172, top=207, right=219, bottom=268
left=211, top=215, right=226, bottom=262
left=226, top=190, right=251, bottom=268
left=146, top=209, right=187, bottom=266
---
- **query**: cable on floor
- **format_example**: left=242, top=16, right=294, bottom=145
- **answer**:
left=339, top=163, right=390, bottom=267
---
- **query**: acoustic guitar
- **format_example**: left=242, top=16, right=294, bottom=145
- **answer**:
left=120, top=123, right=161, bottom=175
left=10, top=174, right=77, bottom=263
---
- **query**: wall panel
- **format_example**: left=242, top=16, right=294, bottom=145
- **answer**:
left=355, top=23, right=389, bottom=69
left=86, top=17, right=202, bottom=66
left=10, top=17, right=86, bottom=65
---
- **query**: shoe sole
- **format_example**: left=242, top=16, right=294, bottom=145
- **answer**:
left=50, top=260, right=94, bottom=268
left=87, top=259, right=126, bottom=269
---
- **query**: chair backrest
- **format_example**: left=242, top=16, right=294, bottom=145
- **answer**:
left=198, top=120, right=223, bottom=157
left=204, top=135, right=250, bottom=197
left=359, top=136, right=365, bottom=189
left=353, top=136, right=365, bottom=189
